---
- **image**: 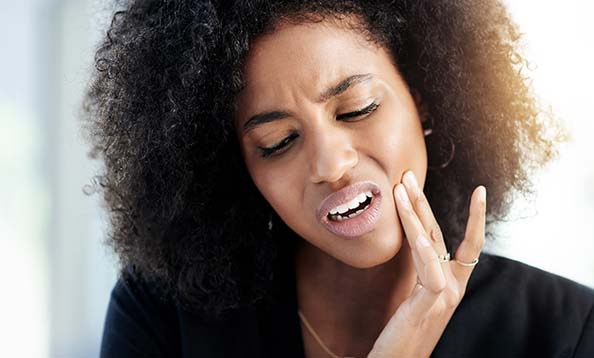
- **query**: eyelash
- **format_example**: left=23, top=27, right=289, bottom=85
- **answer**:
left=257, top=101, right=380, bottom=158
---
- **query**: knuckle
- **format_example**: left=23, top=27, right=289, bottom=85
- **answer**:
left=437, top=280, right=447, bottom=292
left=445, top=287, right=462, bottom=308
left=429, top=278, right=447, bottom=294
left=430, top=224, right=444, bottom=244
left=412, top=190, right=426, bottom=207
left=445, top=298, right=458, bottom=310
left=471, top=236, right=485, bottom=252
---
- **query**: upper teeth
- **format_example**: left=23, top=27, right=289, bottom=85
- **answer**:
left=329, top=191, right=373, bottom=215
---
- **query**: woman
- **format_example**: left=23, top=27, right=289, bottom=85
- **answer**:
left=84, top=0, right=594, bottom=357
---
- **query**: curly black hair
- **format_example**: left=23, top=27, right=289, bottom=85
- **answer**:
left=82, top=0, right=564, bottom=319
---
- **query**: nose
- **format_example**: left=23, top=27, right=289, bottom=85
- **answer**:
left=308, top=126, right=358, bottom=184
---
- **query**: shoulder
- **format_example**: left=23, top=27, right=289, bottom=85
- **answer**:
left=100, top=266, right=183, bottom=357
left=435, top=252, right=594, bottom=357
left=469, top=253, right=594, bottom=313
left=101, top=266, right=251, bottom=357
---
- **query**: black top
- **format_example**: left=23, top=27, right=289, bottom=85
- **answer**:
left=100, top=252, right=594, bottom=357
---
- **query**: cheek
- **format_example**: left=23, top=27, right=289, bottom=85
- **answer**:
left=251, top=163, right=304, bottom=220
left=363, top=105, right=427, bottom=181
left=249, top=161, right=321, bottom=242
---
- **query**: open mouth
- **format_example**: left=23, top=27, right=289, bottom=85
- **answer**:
left=320, top=189, right=382, bottom=239
left=327, top=193, right=373, bottom=222
left=316, top=180, right=382, bottom=239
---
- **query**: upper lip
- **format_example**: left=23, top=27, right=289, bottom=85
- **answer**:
left=317, top=180, right=382, bottom=222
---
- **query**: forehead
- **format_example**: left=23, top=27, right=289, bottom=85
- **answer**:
left=235, top=19, right=388, bottom=118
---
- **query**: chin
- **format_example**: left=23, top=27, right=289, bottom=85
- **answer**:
left=334, top=229, right=404, bottom=269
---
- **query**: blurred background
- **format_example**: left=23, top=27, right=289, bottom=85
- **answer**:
left=1, top=0, right=593, bottom=357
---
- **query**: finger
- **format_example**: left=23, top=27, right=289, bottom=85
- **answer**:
left=402, top=171, right=447, bottom=250
left=401, top=170, right=452, bottom=276
left=451, top=185, right=487, bottom=284
left=416, top=233, right=447, bottom=292
left=394, top=184, right=446, bottom=293
left=393, top=184, right=423, bottom=281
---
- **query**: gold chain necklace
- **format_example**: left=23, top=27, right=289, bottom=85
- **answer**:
left=297, top=309, right=359, bottom=358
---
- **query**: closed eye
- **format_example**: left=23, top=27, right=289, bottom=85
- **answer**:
left=336, top=101, right=380, bottom=121
left=257, top=101, right=380, bottom=158
left=257, top=132, right=299, bottom=158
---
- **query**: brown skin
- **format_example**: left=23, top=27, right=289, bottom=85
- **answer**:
left=235, top=19, right=486, bottom=358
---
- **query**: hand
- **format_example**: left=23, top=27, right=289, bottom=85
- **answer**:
left=367, top=170, right=487, bottom=358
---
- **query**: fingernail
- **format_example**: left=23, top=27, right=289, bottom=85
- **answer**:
left=479, top=186, right=486, bottom=204
left=417, top=234, right=431, bottom=248
left=395, top=184, right=411, bottom=209
left=403, top=171, right=419, bottom=191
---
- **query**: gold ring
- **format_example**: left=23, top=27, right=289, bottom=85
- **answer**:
left=454, top=257, right=479, bottom=267
left=438, top=252, right=450, bottom=263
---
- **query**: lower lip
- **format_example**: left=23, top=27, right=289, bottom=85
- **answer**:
left=320, top=194, right=382, bottom=239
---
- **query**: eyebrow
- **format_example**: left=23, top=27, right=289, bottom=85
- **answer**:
left=242, top=73, right=373, bottom=134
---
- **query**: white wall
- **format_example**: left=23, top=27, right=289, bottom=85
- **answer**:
left=487, top=0, right=594, bottom=287
left=0, top=0, right=117, bottom=357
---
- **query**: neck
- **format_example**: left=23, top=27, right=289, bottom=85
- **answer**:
left=294, top=239, right=417, bottom=357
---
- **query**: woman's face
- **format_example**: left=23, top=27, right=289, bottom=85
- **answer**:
left=235, top=19, right=427, bottom=268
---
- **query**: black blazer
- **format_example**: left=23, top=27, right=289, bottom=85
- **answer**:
left=100, top=252, right=594, bottom=357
